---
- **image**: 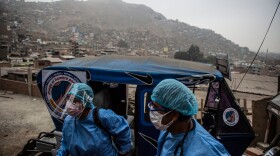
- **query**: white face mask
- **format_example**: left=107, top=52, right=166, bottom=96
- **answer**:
left=149, top=110, right=174, bottom=130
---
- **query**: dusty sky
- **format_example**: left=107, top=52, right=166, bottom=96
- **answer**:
left=26, top=0, right=280, bottom=53
left=122, top=0, right=280, bottom=53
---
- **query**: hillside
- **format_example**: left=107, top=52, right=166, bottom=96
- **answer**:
left=3, top=0, right=255, bottom=59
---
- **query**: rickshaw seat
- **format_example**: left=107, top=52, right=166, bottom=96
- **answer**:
left=36, top=131, right=62, bottom=151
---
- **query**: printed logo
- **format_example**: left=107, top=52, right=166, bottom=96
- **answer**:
left=43, top=71, right=82, bottom=119
left=126, top=72, right=153, bottom=85
left=223, top=108, right=239, bottom=126
left=176, top=74, right=216, bottom=85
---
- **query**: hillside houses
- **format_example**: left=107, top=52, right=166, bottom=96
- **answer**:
left=0, top=0, right=279, bottom=90
left=34, top=57, right=63, bottom=68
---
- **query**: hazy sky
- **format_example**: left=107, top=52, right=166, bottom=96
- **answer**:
left=26, top=0, right=280, bottom=53
left=122, top=0, right=280, bottom=53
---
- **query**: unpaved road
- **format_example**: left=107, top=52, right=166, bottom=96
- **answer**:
left=0, top=89, right=259, bottom=156
left=0, top=91, right=54, bottom=156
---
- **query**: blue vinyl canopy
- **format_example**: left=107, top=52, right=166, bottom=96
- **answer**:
left=39, top=55, right=223, bottom=85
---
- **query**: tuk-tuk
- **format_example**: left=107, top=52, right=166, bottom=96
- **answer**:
left=19, top=55, right=254, bottom=156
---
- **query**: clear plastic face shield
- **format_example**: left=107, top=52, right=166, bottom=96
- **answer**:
left=53, top=83, right=93, bottom=120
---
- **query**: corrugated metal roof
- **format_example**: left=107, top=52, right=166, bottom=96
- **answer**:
left=226, top=73, right=278, bottom=96
left=1, top=67, right=39, bottom=76
left=39, top=57, right=63, bottom=63
left=60, top=55, right=75, bottom=59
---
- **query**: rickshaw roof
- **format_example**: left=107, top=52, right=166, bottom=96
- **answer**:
left=41, top=55, right=223, bottom=85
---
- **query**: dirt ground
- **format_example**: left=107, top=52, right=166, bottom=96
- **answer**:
left=0, top=91, right=55, bottom=156
left=0, top=89, right=259, bottom=156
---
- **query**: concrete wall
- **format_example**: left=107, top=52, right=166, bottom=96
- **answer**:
left=33, top=60, right=50, bottom=69
left=7, top=73, right=27, bottom=82
left=0, top=63, right=11, bottom=67
left=32, top=84, right=42, bottom=97
left=0, top=78, right=42, bottom=97
left=251, top=97, right=272, bottom=146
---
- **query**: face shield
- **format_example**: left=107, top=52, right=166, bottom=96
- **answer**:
left=53, top=83, right=93, bottom=120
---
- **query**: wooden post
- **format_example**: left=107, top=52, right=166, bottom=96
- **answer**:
left=201, top=99, right=204, bottom=117
left=0, top=67, right=1, bottom=90
left=237, top=98, right=244, bottom=112
left=243, top=99, right=247, bottom=115
left=28, top=67, right=32, bottom=96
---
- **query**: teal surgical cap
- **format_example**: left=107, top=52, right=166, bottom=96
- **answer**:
left=151, top=79, right=198, bottom=116
left=68, top=83, right=94, bottom=108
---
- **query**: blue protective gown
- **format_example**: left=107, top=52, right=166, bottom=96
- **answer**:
left=157, top=119, right=230, bottom=156
left=57, top=107, right=131, bottom=156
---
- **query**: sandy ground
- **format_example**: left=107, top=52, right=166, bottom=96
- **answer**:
left=0, top=91, right=55, bottom=156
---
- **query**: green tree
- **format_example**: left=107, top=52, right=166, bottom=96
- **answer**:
left=187, top=45, right=203, bottom=61
left=174, top=51, right=188, bottom=60
left=204, top=55, right=216, bottom=65
left=174, top=45, right=204, bottom=62
left=117, top=40, right=129, bottom=48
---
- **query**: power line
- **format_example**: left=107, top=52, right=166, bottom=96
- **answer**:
left=235, top=0, right=280, bottom=90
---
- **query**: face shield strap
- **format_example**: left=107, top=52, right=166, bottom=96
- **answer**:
left=87, top=96, right=93, bottom=101
left=80, top=91, right=93, bottom=108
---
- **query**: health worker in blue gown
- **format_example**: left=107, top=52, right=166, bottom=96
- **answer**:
left=56, top=83, right=132, bottom=156
left=148, top=79, right=230, bottom=156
